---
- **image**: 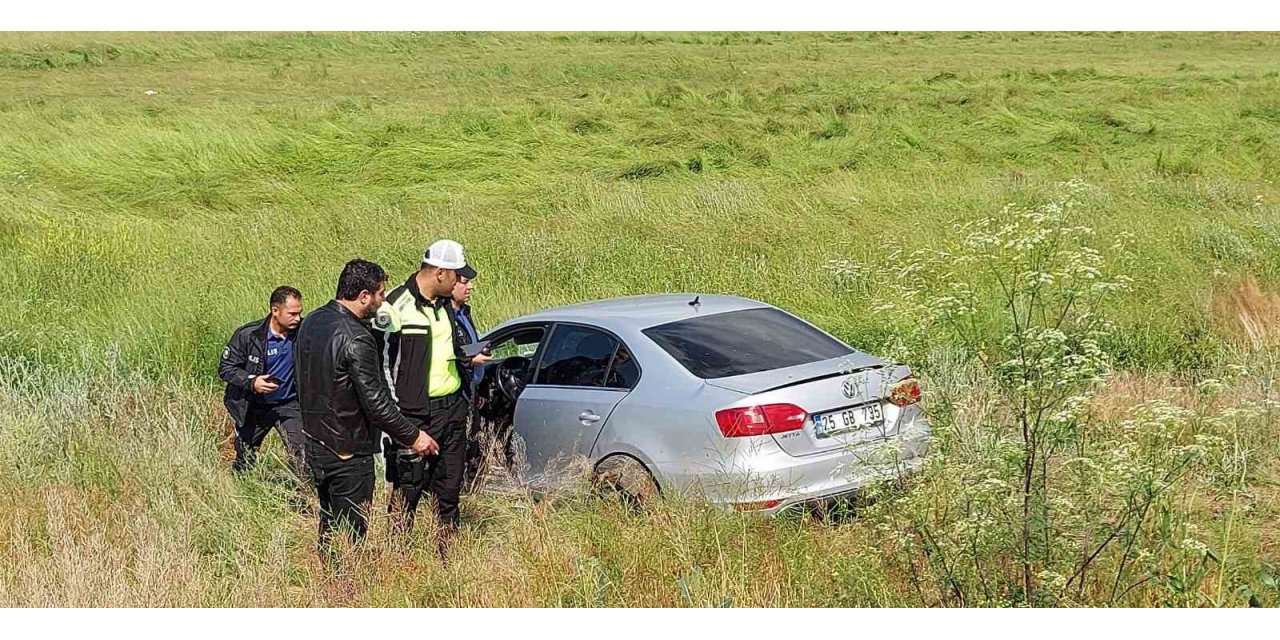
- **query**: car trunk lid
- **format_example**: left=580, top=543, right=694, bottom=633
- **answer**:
left=708, top=354, right=910, bottom=457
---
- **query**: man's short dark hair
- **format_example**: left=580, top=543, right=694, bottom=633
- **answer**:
left=336, top=259, right=387, bottom=301
left=269, top=285, right=302, bottom=308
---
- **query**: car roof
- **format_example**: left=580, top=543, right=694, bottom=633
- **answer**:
left=502, top=293, right=770, bottom=333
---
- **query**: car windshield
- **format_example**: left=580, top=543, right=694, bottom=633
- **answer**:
left=642, top=307, right=853, bottom=379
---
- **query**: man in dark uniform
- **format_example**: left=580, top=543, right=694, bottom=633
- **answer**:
left=218, top=285, right=307, bottom=477
left=452, top=271, right=486, bottom=492
left=451, top=272, right=514, bottom=492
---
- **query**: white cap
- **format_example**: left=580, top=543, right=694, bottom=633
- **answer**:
left=422, top=239, right=476, bottom=279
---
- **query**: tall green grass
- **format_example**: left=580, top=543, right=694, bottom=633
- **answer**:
left=2, top=32, right=1279, bottom=606
left=3, top=32, right=1280, bottom=377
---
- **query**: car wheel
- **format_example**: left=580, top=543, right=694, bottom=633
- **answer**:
left=593, top=455, right=660, bottom=505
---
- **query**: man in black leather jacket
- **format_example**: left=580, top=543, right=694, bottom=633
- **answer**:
left=294, top=258, right=437, bottom=551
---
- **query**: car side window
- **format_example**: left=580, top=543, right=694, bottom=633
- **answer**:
left=605, top=344, right=640, bottom=389
left=535, top=325, right=619, bottom=387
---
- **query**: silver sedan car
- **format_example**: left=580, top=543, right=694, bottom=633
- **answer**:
left=471, top=294, right=930, bottom=515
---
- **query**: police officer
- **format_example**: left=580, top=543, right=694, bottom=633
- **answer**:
left=218, top=285, right=307, bottom=478
left=374, top=239, right=491, bottom=556
left=453, top=271, right=487, bottom=492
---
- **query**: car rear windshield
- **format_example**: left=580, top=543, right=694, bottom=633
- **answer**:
left=642, top=307, right=854, bottom=379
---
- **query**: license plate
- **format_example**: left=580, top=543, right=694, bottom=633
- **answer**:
left=813, top=402, right=884, bottom=438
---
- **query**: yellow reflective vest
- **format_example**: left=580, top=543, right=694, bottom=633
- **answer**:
left=373, top=277, right=464, bottom=415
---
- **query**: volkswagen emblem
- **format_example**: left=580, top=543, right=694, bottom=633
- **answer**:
left=842, top=377, right=864, bottom=399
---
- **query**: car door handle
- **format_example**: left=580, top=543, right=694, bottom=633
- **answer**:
left=578, top=411, right=602, bottom=423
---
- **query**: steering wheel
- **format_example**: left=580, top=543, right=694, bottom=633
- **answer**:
left=495, top=356, right=530, bottom=404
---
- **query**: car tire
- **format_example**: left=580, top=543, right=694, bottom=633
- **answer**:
left=593, top=455, right=660, bottom=505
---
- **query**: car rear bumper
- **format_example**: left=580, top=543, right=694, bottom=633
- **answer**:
left=668, top=417, right=931, bottom=515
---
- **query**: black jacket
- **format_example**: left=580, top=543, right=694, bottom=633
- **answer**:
left=294, top=300, right=421, bottom=457
left=376, top=276, right=472, bottom=414
left=218, top=315, right=273, bottom=428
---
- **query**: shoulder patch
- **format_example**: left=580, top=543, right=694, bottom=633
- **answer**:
left=372, top=304, right=403, bottom=333
left=387, top=286, right=411, bottom=306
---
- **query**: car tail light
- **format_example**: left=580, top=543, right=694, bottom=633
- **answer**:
left=889, top=378, right=922, bottom=407
left=715, top=403, right=808, bottom=438
left=734, top=499, right=782, bottom=511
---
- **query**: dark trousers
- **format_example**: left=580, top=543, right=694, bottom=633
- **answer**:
left=388, top=393, right=468, bottom=532
left=307, top=438, right=375, bottom=549
left=233, top=399, right=306, bottom=477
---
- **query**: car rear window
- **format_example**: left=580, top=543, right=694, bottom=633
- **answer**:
left=642, top=307, right=853, bottom=379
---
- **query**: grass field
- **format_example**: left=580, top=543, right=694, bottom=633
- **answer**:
left=1, top=32, right=1278, bottom=606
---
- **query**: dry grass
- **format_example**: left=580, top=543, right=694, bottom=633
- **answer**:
left=1, top=350, right=1277, bottom=607
left=1214, top=276, right=1280, bottom=352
